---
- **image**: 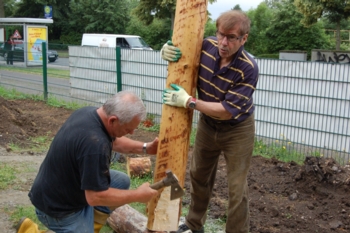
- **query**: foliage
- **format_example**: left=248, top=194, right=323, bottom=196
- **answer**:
left=245, top=2, right=274, bottom=55
left=204, top=19, right=217, bottom=38
left=59, top=32, right=82, bottom=46
left=13, top=0, right=71, bottom=41
left=254, top=139, right=306, bottom=164
left=69, top=0, right=131, bottom=34
left=232, top=4, right=242, bottom=11
left=257, top=53, right=279, bottom=59
left=132, top=0, right=176, bottom=28
left=294, top=0, right=350, bottom=49
left=264, top=0, right=332, bottom=57
left=126, top=15, right=172, bottom=50
left=133, top=0, right=216, bottom=30
left=2, top=0, right=17, bottom=17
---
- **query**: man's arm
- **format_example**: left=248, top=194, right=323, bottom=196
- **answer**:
left=112, top=136, right=159, bottom=155
left=85, top=183, right=158, bottom=207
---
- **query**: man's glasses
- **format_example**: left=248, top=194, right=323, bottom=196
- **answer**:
left=216, top=31, right=243, bottom=42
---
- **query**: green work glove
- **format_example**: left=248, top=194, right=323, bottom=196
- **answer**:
left=160, top=40, right=182, bottom=62
left=163, top=84, right=191, bottom=108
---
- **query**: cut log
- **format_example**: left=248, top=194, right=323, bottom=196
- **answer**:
left=127, top=157, right=152, bottom=178
left=107, top=204, right=166, bottom=233
left=146, top=0, right=208, bottom=231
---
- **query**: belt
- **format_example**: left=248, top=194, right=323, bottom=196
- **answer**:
left=201, top=114, right=240, bottom=126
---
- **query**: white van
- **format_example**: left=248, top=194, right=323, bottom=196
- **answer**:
left=81, top=33, right=153, bottom=50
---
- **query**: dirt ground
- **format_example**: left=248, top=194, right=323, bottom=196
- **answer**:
left=0, top=96, right=349, bottom=233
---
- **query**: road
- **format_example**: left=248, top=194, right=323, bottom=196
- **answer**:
left=0, top=59, right=70, bottom=100
left=50, top=57, right=69, bottom=67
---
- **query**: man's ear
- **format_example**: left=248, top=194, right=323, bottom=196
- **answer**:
left=241, top=34, right=248, bottom=45
left=108, top=115, right=119, bottom=125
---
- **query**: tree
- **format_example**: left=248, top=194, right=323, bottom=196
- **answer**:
left=133, top=0, right=216, bottom=30
left=13, top=0, right=71, bottom=41
left=294, top=0, right=350, bottom=50
left=244, top=2, right=274, bottom=55
left=0, top=0, right=4, bottom=17
left=232, top=4, right=242, bottom=10
left=69, top=0, right=130, bottom=34
left=204, top=18, right=216, bottom=38
left=0, top=0, right=16, bottom=17
left=126, top=15, right=172, bottom=50
left=265, top=0, right=331, bottom=57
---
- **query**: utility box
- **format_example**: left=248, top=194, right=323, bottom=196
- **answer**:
left=279, top=50, right=307, bottom=61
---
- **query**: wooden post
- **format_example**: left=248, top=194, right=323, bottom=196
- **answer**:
left=146, top=0, right=208, bottom=231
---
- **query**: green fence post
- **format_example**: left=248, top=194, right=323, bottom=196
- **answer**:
left=116, top=46, right=122, bottom=92
left=42, top=42, right=48, bottom=101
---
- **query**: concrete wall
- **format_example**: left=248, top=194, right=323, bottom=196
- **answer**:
left=311, top=49, right=350, bottom=64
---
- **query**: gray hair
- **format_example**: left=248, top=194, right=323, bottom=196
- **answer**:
left=103, top=90, right=146, bottom=124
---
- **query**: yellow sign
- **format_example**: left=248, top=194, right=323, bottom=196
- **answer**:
left=26, top=26, right=47, bottom=66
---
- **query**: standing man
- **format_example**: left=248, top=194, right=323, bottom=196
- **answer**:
left=161, top=10, right=258, bottom=233
left=4, top=36, right=14, bottom=65
left=99, top=38, right=109, bottom=47
left=17, top=90, right=159, bottom=233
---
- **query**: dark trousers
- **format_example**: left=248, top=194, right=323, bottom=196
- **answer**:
left=7, top=51, right=13, bottom=65
left=186, top=114, right=255, bottom=233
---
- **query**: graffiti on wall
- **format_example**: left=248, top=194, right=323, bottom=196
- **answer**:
left=315, top=51, right=350, bottom=63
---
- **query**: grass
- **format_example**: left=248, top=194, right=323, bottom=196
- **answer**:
left=0, top=164, right=16, bottom=190
left=7, top=134, right=53, bottom=153
left=57, top=50, right=69, bottom=58
left=0, top=64, right=70, bottom=79
left=0, top=86, right=82, bottom=110
left=5, top=206, right=48, bottom=230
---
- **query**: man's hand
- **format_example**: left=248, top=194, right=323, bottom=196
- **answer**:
left=136, top=183, right=159, bottom=203
left=144, top=137, right=159, bottom=155
left=163, top=84, right=191, bottom=108
left=160, top=41, right=182, bottom=62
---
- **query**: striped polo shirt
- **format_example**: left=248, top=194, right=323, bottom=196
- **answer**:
left=198, top=36, right=259, bottom=123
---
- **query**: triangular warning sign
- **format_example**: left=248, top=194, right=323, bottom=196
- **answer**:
left=12, top=30, right=22, bottom=39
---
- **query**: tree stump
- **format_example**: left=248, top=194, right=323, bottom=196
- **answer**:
left=127, top=157, right=152, bottom=178
left=107, top=204, right=166, bottom=233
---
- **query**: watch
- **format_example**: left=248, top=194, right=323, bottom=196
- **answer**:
left=143, top=143, right=147, bottom=154
left=188, top=97, right=197, bottom=109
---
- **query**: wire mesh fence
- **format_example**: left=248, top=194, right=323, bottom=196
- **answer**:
left=0, top=44, right=349, bottom=164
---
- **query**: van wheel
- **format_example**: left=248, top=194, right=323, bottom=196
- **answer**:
left=2, top=52, right=7, bottom=61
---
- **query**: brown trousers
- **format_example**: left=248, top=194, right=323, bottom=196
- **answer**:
left=186, top=114, right=255, bottom=233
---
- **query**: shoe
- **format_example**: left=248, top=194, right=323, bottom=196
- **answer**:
left=15, top=217, right=47, bottom=233
left=177, top=223, right=204, bottom=233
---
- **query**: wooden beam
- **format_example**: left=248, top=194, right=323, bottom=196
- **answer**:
left=146, top=0, right=208, bottom=231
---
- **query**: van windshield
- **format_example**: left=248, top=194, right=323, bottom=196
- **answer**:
left=125, top=37, right=151, bottom=49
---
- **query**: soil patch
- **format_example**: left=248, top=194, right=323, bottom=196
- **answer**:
left=0, top=97, right=349, bottom=232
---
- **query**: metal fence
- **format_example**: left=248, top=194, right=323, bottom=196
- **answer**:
left=0, top=45, right=349, bottom=164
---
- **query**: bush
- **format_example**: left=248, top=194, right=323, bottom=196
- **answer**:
left=256, top=54, right=279, bottom=59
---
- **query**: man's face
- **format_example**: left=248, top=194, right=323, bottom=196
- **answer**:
left=216, top=25, right=248, bottom=59
left=109, top=116, right=140, bottom=138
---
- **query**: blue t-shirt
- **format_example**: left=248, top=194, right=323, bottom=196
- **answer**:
left=29, top=106, right=113, bottom=218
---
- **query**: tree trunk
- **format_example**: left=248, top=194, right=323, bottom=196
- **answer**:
left=127, top=157, right=152, bottom=178
left=146, top=0, right=208, bottom=231
left=107, top=204, right=166, bottom=233
left=336, top=21, right=341, bottom=50
left=0, top=0, right=4, bottom=18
